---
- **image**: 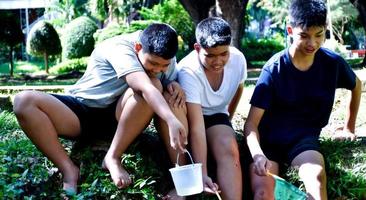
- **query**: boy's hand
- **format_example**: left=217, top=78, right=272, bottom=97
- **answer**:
left=253, top=154, right=271, bottom=176
left=202, top=175, right=219, bottom=194
left=333, top=127, right=356, bottom=141
left=167, top=118, right=187, bottom=153
left=166, top=82, right=185, bottom=108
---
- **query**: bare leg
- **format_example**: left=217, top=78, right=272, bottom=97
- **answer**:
left=103, top=77, right=166, bottom=189
left=291, top=150, right=327, bottom=200
left=206, top=125, right=242, bottom=200
left=250, top=161, right=279, bottom=200
left=156, top=91, right=188, bottom=199
left=13, top=91, right=81, bottom=193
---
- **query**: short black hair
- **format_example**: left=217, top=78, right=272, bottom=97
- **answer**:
left=139, top=23, right=178, bottom=59
left=195, top=17, right=231, bottom=48
left=289, top=0, right=327, bottom=29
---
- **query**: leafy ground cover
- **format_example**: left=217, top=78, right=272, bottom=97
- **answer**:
left=0, top=60, right=365, bottom=199
left=0, top=88, right=365, bottom=199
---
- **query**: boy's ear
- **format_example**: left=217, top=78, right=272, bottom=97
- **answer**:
left=193, top=43, right=201, bottom=52
left=134, top=42, right=142, bottom=53
left=286, top=26, right=293, bottom=36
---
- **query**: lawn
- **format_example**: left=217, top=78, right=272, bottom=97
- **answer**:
left=0, top=60, right=365, bottom=199
left=0, top=88, right=365, bottom=199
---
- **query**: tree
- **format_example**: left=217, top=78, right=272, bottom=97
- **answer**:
left=0, top=11, right=24, bottom=77
left=349, top=0, right=366, bottom=66
left=178, top=0, right=248, bottom=48
left=26, top=21, right=62, bottom=73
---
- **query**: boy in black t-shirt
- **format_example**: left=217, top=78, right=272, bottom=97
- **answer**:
left=244, top=0, right=361, bottom=199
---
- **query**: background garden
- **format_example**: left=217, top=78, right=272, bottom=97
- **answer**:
left=0, top=0, right=365, bottom=199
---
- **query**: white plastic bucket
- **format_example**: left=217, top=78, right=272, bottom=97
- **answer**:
left=169, top=150, right=203, bottom=196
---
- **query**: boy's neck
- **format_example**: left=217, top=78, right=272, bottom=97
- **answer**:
left=289, top=45, right=315, bottom=71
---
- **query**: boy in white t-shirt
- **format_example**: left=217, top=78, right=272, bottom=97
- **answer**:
left=178, top=17, right=247, bottom=199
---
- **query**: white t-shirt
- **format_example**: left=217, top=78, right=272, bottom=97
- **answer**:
left=66, top=31, right=177, bottom=108
left=178, top=46, right=247, bottom=115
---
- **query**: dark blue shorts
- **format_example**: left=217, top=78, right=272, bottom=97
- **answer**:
left=51, top=94, right=118, bottom=141
left=261, top=136, right=321, bottom=165
left=203, top=113, right=232, bottom=130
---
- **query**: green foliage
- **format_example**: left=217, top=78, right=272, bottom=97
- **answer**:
left=283, top=139, right=366, bottom=200
left=321, top=139, right=366, bottom=200
left=26, top=21, right=62, bottom=57
left=61, top=16, right=98, bottom=60
left=241, top=34, right=285, bottom=62
left=94, top=20, right=154, bottom=44
left=0, top=11, right=24, bottom=48
left=45, top=0, right=89, bottom=28
left=0, top=110, right=365, bottom=198
left=139, top=0, right=194, bottom=43
left=49, top=57, right=88, bottom=74
left=139, top=0, right=194, bottom=60
left=88, top=0, right=108, bottom=23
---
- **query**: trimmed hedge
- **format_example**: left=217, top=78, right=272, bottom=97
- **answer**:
left=26, top=21, right=61, bottom=57
left=241, top=37, right=284, bottom=62
left=61, top=16, right=98, bottom=60
left=49, top=57, right=88, bottom=74
left=93, top=20, right=155, bottom=44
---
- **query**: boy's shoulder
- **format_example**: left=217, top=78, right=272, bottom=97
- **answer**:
left=316, top=47, right=343, bottom=61
left=262, top=49, right=287, bottom=71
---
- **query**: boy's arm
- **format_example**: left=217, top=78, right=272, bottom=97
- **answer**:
left=343, top=77, right=362, bottom=137
left=244, top=106, right=270, bottom=176
left=125, top=71, right=187, bottom=152
left=228, top=83, right=244, bottom=120
left=187, top=102, right=218, bottom=193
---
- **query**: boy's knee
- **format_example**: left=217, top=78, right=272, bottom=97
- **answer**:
left=253, top=188, right=274, bottom=200
left=13, top=91, right=34, bottom=116
left=219, top=137, right=240, bottom=159
left=299, top=164, right=326, bottom=184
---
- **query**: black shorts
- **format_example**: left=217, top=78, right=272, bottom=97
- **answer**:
left=51, top=94, right=118, bottom=141
left=203, top=113, right=232, bottom=130
left=261, top=136, right=321, bottom=165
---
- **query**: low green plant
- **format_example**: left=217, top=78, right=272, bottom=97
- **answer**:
left=49, top=57, right=89, bottom=75
left=93, top=20, right=155, bottom=44
left=241, top=34, right=285, bottom=62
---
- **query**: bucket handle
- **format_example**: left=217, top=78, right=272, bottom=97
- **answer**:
left=176, top=149, right=195, bottom=167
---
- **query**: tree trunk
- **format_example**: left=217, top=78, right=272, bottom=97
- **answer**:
left=178, top=0, right=215, bottom=24
left=349, top=0, right=366, bottom=66
left=178, top=0, right=248, bottom=49
left=44, top=52, right=49, bottom=74
left=9, top=46, right=14, bottom=77
left=216, top=0, right=248, bottom=48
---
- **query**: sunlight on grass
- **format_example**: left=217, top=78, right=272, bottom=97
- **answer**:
left=0, top=60, right=53, bottom=75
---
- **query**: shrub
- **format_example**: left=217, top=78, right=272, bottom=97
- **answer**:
left=49, top=57, right=88, bottom=74
left=26, top=21, right=61, bottom=73
left=94, top=20, right=154, bottom=44
left=139, top=0, right=194, bottom=60
left=241, top=34, right=285, bottom=63
left=139, top=0, right=194, bottom=44
left=61, top=16, right=98, bottom=60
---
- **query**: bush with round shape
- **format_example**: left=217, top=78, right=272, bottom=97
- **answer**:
left=62, top=16, right=98, bottom=60
left=26, top=20, right=61, bottom=73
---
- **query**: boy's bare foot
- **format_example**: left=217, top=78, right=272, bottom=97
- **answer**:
left=102, top=157, right=132, bottom=189
left=162, top=189, right=185, bottom=200
left=62, top=165, right=79, bottom=195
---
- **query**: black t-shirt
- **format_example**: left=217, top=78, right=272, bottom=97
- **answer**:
left=250, top=47, right=356, bottom=144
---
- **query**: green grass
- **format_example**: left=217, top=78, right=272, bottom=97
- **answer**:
left=1, top=110, right=365, bottom=199
left=0, top=60, right=56, bottom=75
